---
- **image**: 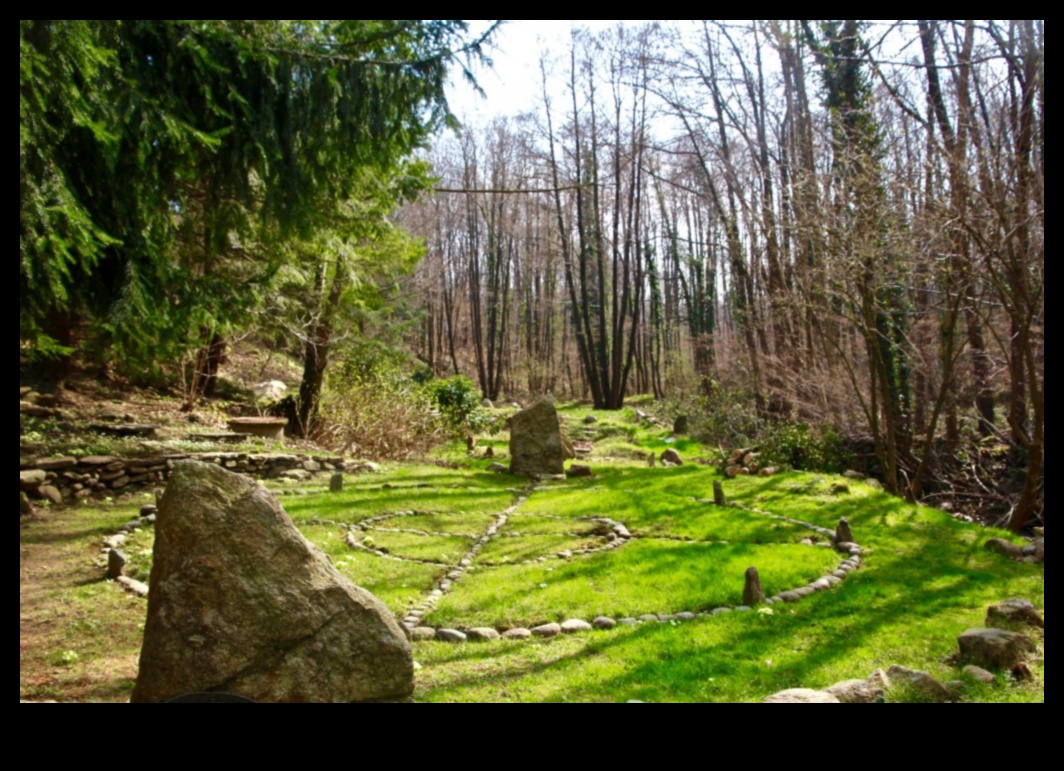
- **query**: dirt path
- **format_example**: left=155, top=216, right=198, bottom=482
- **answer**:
left=20, top=507, right=145, bottom=703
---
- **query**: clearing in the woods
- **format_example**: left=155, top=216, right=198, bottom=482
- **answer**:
left=19, top=403, right=1044, bottom=703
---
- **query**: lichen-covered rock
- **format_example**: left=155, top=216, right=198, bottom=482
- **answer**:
left=131, top=462, right=412, bottom=704
left=509, top=397, right=565, bottom=477
left=987, top=599, right=1044, bottom=630
left=763, top=689, right=840, bottom=704
left=958, top=629, right=1038, bottom=672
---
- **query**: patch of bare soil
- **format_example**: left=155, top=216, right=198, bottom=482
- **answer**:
left=19, top=509, right=146, bottom=703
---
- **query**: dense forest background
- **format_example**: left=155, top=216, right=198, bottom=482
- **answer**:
left=20, top=20, right=1043, bottom=531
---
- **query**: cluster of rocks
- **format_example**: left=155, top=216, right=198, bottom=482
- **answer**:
left=19, top=388, right=65, bottom=420
left=19, top=452, right=371, bottom=507
left=764, top=598, right=1043, bottom=704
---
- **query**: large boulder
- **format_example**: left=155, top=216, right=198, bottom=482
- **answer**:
left=958, top=629, right=1038, bottom=672
left=509, top=397, right=565, bottom=477
left=131, top=462, right=413, bottom=704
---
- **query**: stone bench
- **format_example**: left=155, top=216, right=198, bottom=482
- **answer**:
left=228, top=418, right=289, bottom=441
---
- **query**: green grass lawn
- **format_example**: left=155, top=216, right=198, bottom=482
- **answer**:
left=20, top=402, right=1044, bottom=703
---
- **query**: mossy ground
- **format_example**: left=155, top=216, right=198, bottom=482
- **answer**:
left=19, top=402, right=1044, bottom=703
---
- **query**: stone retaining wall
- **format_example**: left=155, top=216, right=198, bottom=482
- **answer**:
left=19, top=452, right=360, bottom=505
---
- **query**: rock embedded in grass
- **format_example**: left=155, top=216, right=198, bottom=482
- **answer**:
left=958, top=629, right=1038, bottom=672
left=593, top=617, right=617, bottom=630
left=502, top=629, right=532, bottom=641
left=885, top=666, right=953, bottom=703
left=467, top=628, right=501, bottom=642
left=763, top=689, right=840, bottom=704
left=437, top=629, right=468, bottom=644
left=963, top=666, right=996, bottom=684
left=986, top=599, right=1044, bottom=630
left=561, top=620, right=592, bottom=634
left=532, top=623, right=562, bottom=639
left=411, top=628, right=437, bottom=642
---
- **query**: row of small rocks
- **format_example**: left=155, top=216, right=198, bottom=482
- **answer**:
left=19, top=452, right=372, bottom=508
left=412, top=609, right=756, bottom=644
left=765, top=599, right=1043, bottom=704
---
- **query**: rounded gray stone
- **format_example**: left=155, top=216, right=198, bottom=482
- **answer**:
left=531, top=623, right=562, bottom=639
left=467, top=628, right=501, bottom=642
left=561, top=619, right=593, bottom=634
left=593, top=617, right=618, bottom=630
left=437, top=629, right=468, bottom=644
left=411, top=628, right=437, bottom=642
left=501, top=628, right=532, bottom=641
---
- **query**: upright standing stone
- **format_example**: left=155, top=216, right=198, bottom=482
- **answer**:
left=835, top=518, right=855, bottom=546
left=743, top=567, right=766, bottom=606
left=131, top=462, right=413, bottom=704
left=329, top=473, right=344, bottom=494
left=106, top=549, right=127, bottom=580
left=673, top=415, right=690, bottom=435
left=647, top=453, right=656, bottom=468
left=509, top=397, right=565, bottom=477
left=713, top=480, right=727, bottom=507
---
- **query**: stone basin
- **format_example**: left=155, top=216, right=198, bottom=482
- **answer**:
left=228, top=418, right=289, bottom=441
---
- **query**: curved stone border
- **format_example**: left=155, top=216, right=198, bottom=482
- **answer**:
left=380, top=498, right=867, bottom=645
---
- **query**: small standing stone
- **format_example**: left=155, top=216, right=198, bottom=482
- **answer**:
left=107, top=549, right=128, bottom=580
left=835, top=518, right=855, bottom=546
left=673, top=415, right=690, bottom=435
left=647, top=453, right=656, bottom=468
left=713, top=480, right=727, bottom=507
left=329, top=473, right=344, bottom=494
left=743, top=567, right=766, bottom=607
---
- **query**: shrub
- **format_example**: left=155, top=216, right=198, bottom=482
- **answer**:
left=760, top=422, right=852, bottom=474
left=421, top=376, right=497, bottom=437
left=315, top=368, right=443, bottom=460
